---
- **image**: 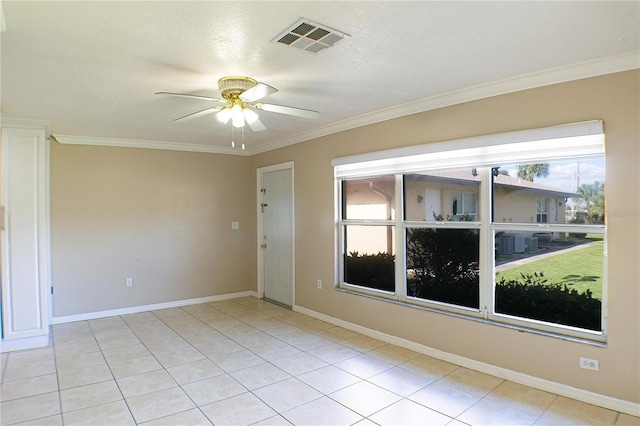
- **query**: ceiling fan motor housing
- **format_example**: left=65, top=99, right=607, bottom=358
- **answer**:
left=218, top=76, right=258, bottom=100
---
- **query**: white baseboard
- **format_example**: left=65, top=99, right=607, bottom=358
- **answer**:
left=0, top=334, right=51, bottom=353
left=52, top=291, right=258, bottom=324
left=294, top=305, right=640, bottom=417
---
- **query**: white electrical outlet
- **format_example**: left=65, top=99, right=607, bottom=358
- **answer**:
left=579, top=357, right=599, bottom=371
left=232, top=222, right=240, bottom=230
left=316, top=280, right=322, bottom=289
left=126, top=277, right=133, bottom=287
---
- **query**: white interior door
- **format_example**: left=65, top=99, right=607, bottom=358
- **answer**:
left=261, top=167, right=293, bottom=307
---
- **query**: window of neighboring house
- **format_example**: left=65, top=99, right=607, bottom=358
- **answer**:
left=451, top=192, right=477, bottom=220
left=536, top=198, right=548, bottom=223
left=334, top=121, right=607, bottom=341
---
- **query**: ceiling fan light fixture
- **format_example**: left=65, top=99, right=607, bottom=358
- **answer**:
left=242, top=107, right=259, bottom=124
left=231, top=103, right=245, bottom=128
left=217, top=107, right=232, bottom=124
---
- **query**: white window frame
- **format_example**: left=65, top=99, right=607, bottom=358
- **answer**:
left=536, top=198, right=548, bottom=223
left=333, top=121, right=607, bottom=342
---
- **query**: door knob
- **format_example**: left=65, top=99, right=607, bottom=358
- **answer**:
left=261, top=243, right=267, bottom=249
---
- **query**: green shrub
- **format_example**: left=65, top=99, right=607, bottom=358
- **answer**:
left=495, top=272, right=601, bottom=331
left=345, top=251, right=395, bottom=292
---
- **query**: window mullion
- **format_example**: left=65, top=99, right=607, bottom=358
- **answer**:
left=479, top=167, right=493, bottom=319
left=396, top=174, right=406, bottom=300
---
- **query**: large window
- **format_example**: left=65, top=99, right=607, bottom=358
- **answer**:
left=334, top=121, right=607, bottom=341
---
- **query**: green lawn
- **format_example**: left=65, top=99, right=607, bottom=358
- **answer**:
left=496, top=239, right=604, bottom=300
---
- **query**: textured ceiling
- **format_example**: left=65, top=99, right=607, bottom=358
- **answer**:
left=1, top=1, right=638, bottom=155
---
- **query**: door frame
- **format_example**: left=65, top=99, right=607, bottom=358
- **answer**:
left=256, top=162, right=295, bottom=307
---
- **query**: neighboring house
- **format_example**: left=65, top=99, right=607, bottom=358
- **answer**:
left=346, top=169, right=579, bottom=254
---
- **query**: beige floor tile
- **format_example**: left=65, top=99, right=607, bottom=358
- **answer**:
left=369, top=398, right=452, bottom=426
left=230, top=363, right=291, bottom=390
left=438, top=367, right=504, bottom=396
left=231, top=330, right=279, bottom=348
left=314, top=326, right=360, bottom=342
left=152, top=346, right=206, bottom=368
left=253, top=377, right=323, bottom=412
left=59, top=380, right=122, bottom=412
left=298, top=365, right=362, bottom=394
left=62, top=399, right=135, bottom=425
left=126, top=387, right=195, bottom=424
left=0, top=373, right=58, bottom=401
left=295, top=318, right=335, bottom=333
left=141, top=408, right=212, bottom=425
left=57, top=363, right=113, bottom=390
left=142, top=336, right=192, bottom=353
left=368, top=366, right=434, bottom=396
left=116, top=369, right=177, bottom=398
left=486, top=380, right=557, bottom=416
left=368, top=344, right=421, bottom=364
left=282, top=396, right=363, bottom=425
left=107, top=354, right=163, bottom=379
left=53, top=337, right=100, bottom=358
left=0, top=391, right=60, bottom=424
left=400, top=354, right=459, bottom=380
left=409, top=381, right=481, bottom=418
left=95, top=331, right=141, bottom=350
left=335, top=353, right=394, bottom=379
left=181, top=374, right=246, bottom=406
left=180, top=328, right=227, bottom=346
left=200, top=392, right=277, bottom=425
left=193, top=337, right=244, bottom=357
left=248, top=340, right=301, bottom=361
left=329, top=381, right=401, bottom=417
left=270, top=352, right=329, bottom=376
left=7, top=347, right=54, bottom=364
left=88, top=316, right=127, bottom=331
left=3, top=349, right=56, bottom=382
left=55, top=350, right=105, bottom=372
left=252, top=414, right=293, bottom=425
left=15, top=413, right=63, bottom=425
left=340, top=334, right=388, bottom=353
left=245, top=317, right=288, bottom=331
left=102, top=342, right=151, bottom=364
left=459, top=398, right=539, bottom=425
left=535, top=396, right=619, bottom=425
left=281, top=332, right=334, bottom=351
left=307, top=342, right=361, bottom=364
left=121, top=311, right=158, bottom=325
left=165, top=359, right=224, bottom=385
left=208, top=348, right=265, bottom=372
left=353, top=418, right=379, bottom=426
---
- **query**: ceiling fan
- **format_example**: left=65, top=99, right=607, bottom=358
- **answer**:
left=156, top=76, right=320, bottom=133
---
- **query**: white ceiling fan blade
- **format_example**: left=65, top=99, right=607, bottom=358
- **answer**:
left=239, top=83, right=278, bottom=103
left=247, top=117, right=266, bottom=132
left=156, top=92, right=224, bottom=102
left=174, top=106, right=223, bottom=122
left=256, top=103, right=320, bottom=119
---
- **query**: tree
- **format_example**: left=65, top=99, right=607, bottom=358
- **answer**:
left=577, top=181, right=605, bottom=224
left=517, top=163, right=550, bottom=182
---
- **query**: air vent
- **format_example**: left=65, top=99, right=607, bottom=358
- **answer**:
left=273, top=18, right=349, bottom=54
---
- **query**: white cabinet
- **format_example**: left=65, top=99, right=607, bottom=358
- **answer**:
left=1, top=120, right=51, bottom=351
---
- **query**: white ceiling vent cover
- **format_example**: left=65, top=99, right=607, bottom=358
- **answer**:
left=273, top=18, right=350, bottom=54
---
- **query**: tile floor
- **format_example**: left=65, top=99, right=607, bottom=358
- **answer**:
left=1, top=297, right=638, bottom=425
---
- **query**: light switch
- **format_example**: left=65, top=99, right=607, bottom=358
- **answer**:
left=232, top=222, right=240, bottom=230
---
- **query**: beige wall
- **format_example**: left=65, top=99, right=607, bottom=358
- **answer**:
left=50, top=144, right=256, bottom=317
left=251, top=70, right=640, bottom=403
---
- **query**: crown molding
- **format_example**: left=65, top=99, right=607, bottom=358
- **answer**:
left=249, top=51, right=639, bottom=155
left=0, top=116, right=51, bottom=136
left=44, top=51, right=638, bottom=156
left=53, top=135, right=250, bottom=156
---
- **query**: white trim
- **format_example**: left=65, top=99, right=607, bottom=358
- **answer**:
left=0, top=117, right=51, bottom=138
left=251, top=53, right=636, bottom=155
left=53, top=135, right=250, bottom=156
left=332, top=121, right=604, bottom=178
left=0, top=335, right=50, bottom=353
left=256, top=162, right=295, bottom=306
left=294, top=305, right=640, bottom=417
left=51, top=291, right=257, bottom=324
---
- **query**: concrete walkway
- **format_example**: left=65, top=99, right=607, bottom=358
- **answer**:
left=495, top=242, right=598, bottom=273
